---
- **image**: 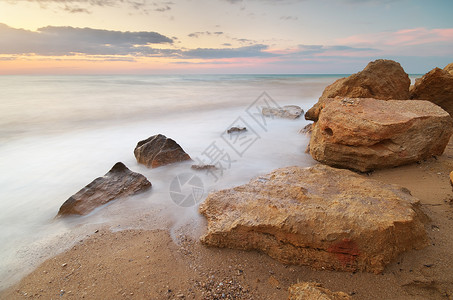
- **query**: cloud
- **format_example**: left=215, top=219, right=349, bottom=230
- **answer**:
left=280, top=16, right=298, bottom=21
left=0, top=23, right=173, bottom=56
left=188, top=31, right=224, bottom=38
left=7, top=0, right=175, bottom=13
left=338, top=27, right=453, bottom=47
left=182, top=44, right=273, bottom=59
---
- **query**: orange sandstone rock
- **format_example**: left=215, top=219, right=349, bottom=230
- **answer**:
left=410, top=67, right=453, bottom=116
left=309, top=98, right=453, bottom=172
left=199, top=164, right=428, bottom=274
left=306, top=59, right=410, bottom=121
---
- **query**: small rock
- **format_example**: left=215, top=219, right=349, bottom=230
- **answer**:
left=61, top=263, right=67, bottom=267
left=134, top=134, right=191, bottom=168
left=262, top=105, right=303, bottom=119
left=299, top=123, right=312, bottom=136
left=288, top=282, right=351, bottom=300
left=191, top=164, right=217, bottom=170
left=227, top=127, right=247, bottom=134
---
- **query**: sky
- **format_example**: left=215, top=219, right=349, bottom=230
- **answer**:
left=0, top=0, right=452, bottom=74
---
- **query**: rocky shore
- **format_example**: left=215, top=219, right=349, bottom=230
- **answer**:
left=1, top=60, right=453, bottom=299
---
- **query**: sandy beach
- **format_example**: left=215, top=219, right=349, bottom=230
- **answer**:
left=1, top=135, right=452, bottom=300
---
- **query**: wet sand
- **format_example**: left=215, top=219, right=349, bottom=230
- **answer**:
left=1, top=138, right=452, bottom=300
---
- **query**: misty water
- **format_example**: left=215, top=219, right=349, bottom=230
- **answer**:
left=0, top=74, right=420, bottom=289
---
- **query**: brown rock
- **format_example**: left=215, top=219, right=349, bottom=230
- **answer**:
left=199, top=164, right=428, bottom=274
left=134, top=134, right=191, bottom=168
left=299, top=123, right=312, bottom=136
left=227, top=127, right=247, bottom=134
left=309, top=98, right=453, bottom=172
left=262, top=105, right=303, bottom=119
left=410, top=67, right=453, bottom=116
left=191, top=164, right=217, bottom=170
left=306, top=59, right=410, bottom=121
left=58, top=162, right=151, bottom=216
left=288, top=282, right=351, bottom=300
left=444, top=62, right=453, bottom=75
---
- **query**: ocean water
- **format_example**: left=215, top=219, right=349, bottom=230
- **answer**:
left=0, top=74, right=420, bottom=289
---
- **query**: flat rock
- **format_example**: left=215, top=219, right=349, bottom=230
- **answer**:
left=309, top=98, right=453, bottom=172
left=134, top=134, right=191, bottom=168
left=199, top=164, right=428, bottom=274
left=58, top=162, right=151, bottom=216
left=306, top=59, right=410, bottom=121
left=262, top=105, right=303, bottom=119
left=288, top=282, right=351, bottom=300
left=410, top=67, right=453, bottom=116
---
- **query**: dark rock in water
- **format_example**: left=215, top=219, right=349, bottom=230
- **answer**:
left=262, top=105, right=303, bottom=119
left=58, top=162, right=151, bottom=216
left=134, top=134, right=191, bottom=168
left=410, top=67, right=453, bottom=116
left=306, top=59, right=410, bottom=121
left=227, top=127, right=247, bottom=134
left=299, top=123, right=312, bottom=136
left=191, top=164, right=217, bottom=170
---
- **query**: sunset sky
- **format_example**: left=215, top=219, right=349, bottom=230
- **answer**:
left=0, top=0, right=452, bottom=74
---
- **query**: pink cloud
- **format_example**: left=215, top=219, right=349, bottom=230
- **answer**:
left=338, top=27, right=453, bottom=47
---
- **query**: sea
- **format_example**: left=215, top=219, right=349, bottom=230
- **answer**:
left=0, top=74, right=421, bottom=290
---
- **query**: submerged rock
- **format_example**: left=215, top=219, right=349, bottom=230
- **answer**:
left=199, top=164, right=428, bottom=274
left=299, top=123, right=312, bottom=136
left=58, top=162, right=151, bottom=216
left=410, top=67, right=453, bottom=116
left=191, top=164, right=217, bottom=170
left=134, top=134, right=191, bottom=168
left=227, top=127, right=247, bottom=134
left=309, top=98, right=453, bottom=172
left=288, top=282, right=351, bottom=300
left=306, top=59, right=410, bottom=121
left=262, top=105, right=303, bottom=119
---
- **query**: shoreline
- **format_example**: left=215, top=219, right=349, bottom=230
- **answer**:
left=1, top=137, right=452, bottom=299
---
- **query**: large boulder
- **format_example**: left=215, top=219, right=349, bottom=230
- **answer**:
left=410, top=67, right=453, bottom=116
left=199, top=164, right=428, bottom=274
left=288, top=282, right=351, bottom=300
left=309, top=98, right=453, bottom=172
left=134, top=134, right=191, bottom=168
left=306, top=59, right=410, bottom=121
left=58, top=162, right=151, bottom=216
